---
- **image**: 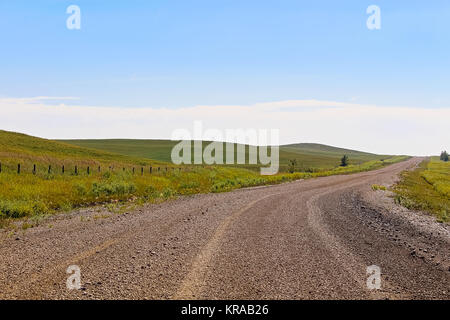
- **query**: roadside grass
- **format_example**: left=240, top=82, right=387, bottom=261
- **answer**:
left=371, top=184, right=387, bottom=191
left=394, top=157, right=450, bottom=223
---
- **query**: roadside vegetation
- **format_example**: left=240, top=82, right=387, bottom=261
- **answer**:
left=340, top=155, right=349, bottom=167
left=394, top=157, right=450, bottom=223
left=0, top=130, right=409, bottom=226
left=371, top=184, right=387, bottom=191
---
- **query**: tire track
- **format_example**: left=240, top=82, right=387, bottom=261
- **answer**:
left=173, top=192, right=284, bottom=299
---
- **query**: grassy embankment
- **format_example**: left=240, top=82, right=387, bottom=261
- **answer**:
left=394, top=157, right=449, bottom=223
left=0, top=130, right=408, bottom=226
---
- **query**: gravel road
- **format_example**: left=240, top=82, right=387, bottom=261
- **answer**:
left=0, top=157, right=448, bottom=300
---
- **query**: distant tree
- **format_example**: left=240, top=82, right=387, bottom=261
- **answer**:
left=340, top=155, right=349, bottom=167
left=441, top=151, right=449, bottom=162
left=288, top=159, right=297, bottom=173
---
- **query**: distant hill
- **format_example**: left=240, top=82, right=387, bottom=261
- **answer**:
left=0, top=130, right=391, bottom=173
left=282, top=143, right=378, bottom=156
left=61, top=139, right=388, bottom=172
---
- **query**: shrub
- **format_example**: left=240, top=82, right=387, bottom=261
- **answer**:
left=0, top=200, right=48, bottom=218
left=144, top=185, right=159, bottom=198
left=91, top=181, right=136, bottom=197
left=161, top=187, right=175, bottom=198
left=288, top=159, right=297, bottom=173
left=340, top=155, right=349, bottom=167
left=74, top=183, right=88, bottom=196
left=179, top=181, right=200, bottom=190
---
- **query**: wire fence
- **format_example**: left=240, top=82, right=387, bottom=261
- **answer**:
left=0, top=162, right=194, bottom=176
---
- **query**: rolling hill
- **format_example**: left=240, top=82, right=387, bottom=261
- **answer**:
left=60, top=139, right=388, bottom=172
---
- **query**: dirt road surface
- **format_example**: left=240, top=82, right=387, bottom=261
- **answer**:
left=0, top=157, right=449, bottom=299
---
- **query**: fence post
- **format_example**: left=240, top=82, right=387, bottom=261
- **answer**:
left=98, top=166, right=101, bottom=172
left=150, top=166, right=152, bottom=174
left=18, top=163, right=20, bottom=174
left=33, top=164, right=36, bottom=175
left=48, top=165, right=51, bottom=174
left=0, top=162, right=2, bottom=173
left=62, top=165, right=64, bottom=174
left=75, top=166, right=78, bottom=175
left=141, top=167, right=143, bottom=175
left=87, top=166, right=90, bottom=175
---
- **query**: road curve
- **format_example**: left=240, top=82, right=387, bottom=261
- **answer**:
left=0, top=157, right=449, bottom=299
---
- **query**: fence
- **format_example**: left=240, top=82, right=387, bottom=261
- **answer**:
left=0, top=163, right=188, bottom=176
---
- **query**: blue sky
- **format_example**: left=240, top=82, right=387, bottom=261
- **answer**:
left=0, top=1, right=449, bottom=155
left=1, top=0, right=449, bottom=109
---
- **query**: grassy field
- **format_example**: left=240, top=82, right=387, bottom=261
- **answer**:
left=0, top=130, right=409, bottom=226
left=394, top=157, right=450, bottom=223
left=61, top=139, right=388, bottom=172
left=0, top=130, right=169, bottom=170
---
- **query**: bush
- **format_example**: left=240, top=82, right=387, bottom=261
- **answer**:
left=161, top=187, right=175, bottom=198
left=288, top=159, right=297, bottom=173
left=91, top=181, right=136, bottom=197
left=0, top=200, right=48, bottom=218
left=340, top=155, right=349, bottom=167
left=144, top=185, right=159, bottom=198
left=74, top=183, right=88, bottom=196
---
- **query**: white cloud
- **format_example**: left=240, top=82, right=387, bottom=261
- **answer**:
left=0, top=97, right=448, bottom=156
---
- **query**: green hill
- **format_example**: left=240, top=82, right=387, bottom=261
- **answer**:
left=282, top=142, right=379, bottom=157
left=58, top=139, right=177, bottom=163
left=2, top=130, right=384, bottom=173
left=60, top=139, right=387, bottom=172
